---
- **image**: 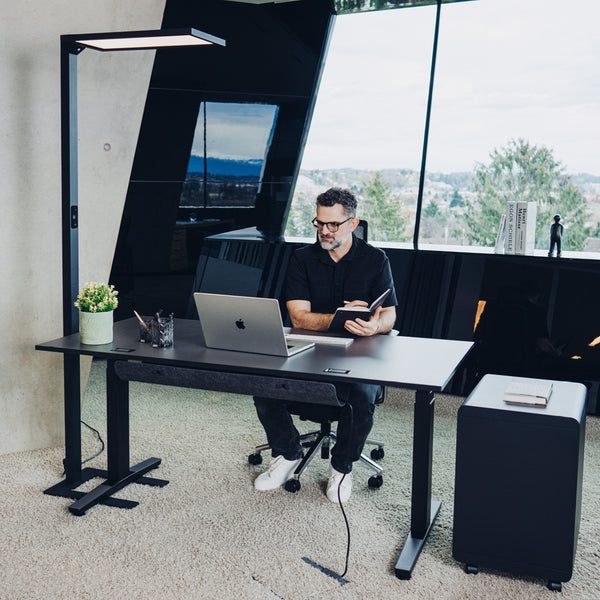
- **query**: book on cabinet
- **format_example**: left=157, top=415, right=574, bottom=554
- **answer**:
left=504, top=200, right=537, bottom=256
left=504, top=380, right=553, bottom=407
left=515, top=201, right=537, bottom=255
left=504, top=201, right=516, bottom=254
left=494, top=214, right=506, bottom=254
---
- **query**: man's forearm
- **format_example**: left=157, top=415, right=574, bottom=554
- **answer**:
left=289, top=309, right=333, bottom=332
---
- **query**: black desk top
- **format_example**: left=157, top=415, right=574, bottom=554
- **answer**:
left=36, top=318, right=473, bottom=392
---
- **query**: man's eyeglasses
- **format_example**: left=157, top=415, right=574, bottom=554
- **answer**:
left=311, top=216, right=353, bottom=233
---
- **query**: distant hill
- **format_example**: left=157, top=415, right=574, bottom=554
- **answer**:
left=298, top=168, right=600, bottom=195
left=572, top=173, right=600, bottom=184
left=299, top=168, right=475, bottom=191
left=187, top=156, right=262, bottom=178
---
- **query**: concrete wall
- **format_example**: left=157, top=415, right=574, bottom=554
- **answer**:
left=0, top=1, right=165, bottom=454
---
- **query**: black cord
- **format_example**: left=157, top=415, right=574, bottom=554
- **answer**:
left=80, top=419, right=105, bottom=465
left=61, top=420, right=105, bottom=476
left=304, top=403, right=353, bottom=584
left=338, top=472, right=351, bottom=579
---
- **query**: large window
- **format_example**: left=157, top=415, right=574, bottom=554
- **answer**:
left=286, top=0, right=600, bottom=258
left=285, top=7, right=435, bottom=242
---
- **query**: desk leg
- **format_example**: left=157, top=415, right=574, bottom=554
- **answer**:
left=46, top=359, right=168, bottom=516
left=107, top=358, right=131, bottom=483
left=63, top=353, right=82, bottom=483
left=395, top=389, right=441, bottom=579
left=43, top=354, right=84, bottom=498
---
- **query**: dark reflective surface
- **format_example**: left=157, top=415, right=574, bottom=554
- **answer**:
left=333, top=0, right=474, bottom=15
left=182, top=102, right=279, bottom=209
left=110, top=0, right=333, bottom=319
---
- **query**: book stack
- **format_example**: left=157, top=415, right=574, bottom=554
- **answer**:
left=503, top=380, right=553, bottom=407
left=504, top=201, right=537, bottom=255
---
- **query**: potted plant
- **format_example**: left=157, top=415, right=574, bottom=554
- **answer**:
left=74, top=282, right=119, bottom=345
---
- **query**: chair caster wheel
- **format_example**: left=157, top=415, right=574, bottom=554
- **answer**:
left=370, top=446, right=384, bottom=460
left=368, top=475, right=383, bottom=488
left=248, top=453, right=262, bottom=465
left=547, top=581, right=562, bottom=592
left=465, top=565, right=479, bottom=575
left=285, top=479, right=301, bottom=493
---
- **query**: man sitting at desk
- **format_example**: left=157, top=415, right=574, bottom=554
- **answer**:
left=253, top=187, right=397, bottom=502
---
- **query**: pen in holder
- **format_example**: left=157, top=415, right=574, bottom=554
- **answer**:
left=134, top=310, right=152, bottom=343
left=151, top=313, right=174, bottom=348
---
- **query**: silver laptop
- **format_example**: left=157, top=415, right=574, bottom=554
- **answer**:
left=193, top=293, right=315, bottom=357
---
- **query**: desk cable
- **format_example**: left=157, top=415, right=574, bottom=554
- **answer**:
left=60, top=420, right=105, bottom=476
left=303, top=403, right=353, bottom=585
left=337, top=472, right=351, bottom=579
left=302, top=473, right=351, bottom=585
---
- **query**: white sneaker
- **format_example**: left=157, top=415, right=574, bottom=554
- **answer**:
left=254, top=455, right=301, bottom=491
left=326, top=466, right=353, bottom=503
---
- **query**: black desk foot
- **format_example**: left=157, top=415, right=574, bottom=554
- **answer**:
left=394, top=500, right=441, bottom=580
left=44, top=457, right=168, bottom=516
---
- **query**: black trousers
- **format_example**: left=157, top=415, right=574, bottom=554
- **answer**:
left=253, top=382, right=379, bottom=474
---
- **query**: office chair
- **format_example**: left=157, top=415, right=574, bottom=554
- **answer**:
left=354, top=219, right=368, bottom=241
left=248, top=386, right=386, bottom=492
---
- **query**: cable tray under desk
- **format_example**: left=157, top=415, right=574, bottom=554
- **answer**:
left=113, top=361, right=343, bottom=406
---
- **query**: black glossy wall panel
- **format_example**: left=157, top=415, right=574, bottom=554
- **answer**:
left=110, top=0, right=334, bottom=319
left=188, top=234, right=600, bottom=402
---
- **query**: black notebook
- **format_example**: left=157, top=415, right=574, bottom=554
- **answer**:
left=328, top=288, right=391, bottom=333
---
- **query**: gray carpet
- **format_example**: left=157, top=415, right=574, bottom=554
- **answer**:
left=1, top=359, right=599, bottom=599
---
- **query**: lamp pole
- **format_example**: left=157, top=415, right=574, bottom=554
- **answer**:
left=61, top=38, right=84, bottom=338
left=57, top=29, right=225, bottom=485
left=60, top=36, right=84, bottom=483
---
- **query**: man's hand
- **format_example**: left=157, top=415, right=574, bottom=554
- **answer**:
left=344, top=305, right=396, bottom=337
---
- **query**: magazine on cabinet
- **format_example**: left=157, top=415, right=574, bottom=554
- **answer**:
left=504, top=380, right=553, bottom=407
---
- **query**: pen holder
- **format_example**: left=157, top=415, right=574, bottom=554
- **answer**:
left=138, top=319, right=152, bottom=343
left=151, top=315, right=174, bottom=348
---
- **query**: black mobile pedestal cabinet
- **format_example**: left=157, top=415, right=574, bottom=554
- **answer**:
left=452, top=374, right=586, bottom=592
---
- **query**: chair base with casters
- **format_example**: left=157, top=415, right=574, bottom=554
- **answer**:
left=248, top=392, right=386, bottom=493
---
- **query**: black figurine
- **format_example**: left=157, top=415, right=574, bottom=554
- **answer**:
left=548, top=214, right=563, bottom=257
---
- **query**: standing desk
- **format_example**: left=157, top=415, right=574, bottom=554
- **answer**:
left=36, top=318, right=472, bottom=580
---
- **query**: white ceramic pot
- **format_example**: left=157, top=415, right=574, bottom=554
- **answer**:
left=79, top=310, right=114, bottom=345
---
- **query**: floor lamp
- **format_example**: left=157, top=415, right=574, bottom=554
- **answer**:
left=58, top=28, right=226, bottom=489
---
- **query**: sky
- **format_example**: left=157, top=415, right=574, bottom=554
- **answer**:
left=299, top=0, right=600, bottom=175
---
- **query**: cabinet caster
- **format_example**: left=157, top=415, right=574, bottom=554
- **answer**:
left=547, top=581, right=562, bottom=592
left=370, top=446, right=385, bottom=460
left=248, top=453, right=262, bottom=465
left=465, top=565, right=479, bottom=575
left=285, top=479, right=301, bottom=493
left=368, top=475, right=383, bottom=488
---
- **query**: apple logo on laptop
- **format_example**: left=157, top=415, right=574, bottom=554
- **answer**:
left=235, top=318, right=245, bottom=330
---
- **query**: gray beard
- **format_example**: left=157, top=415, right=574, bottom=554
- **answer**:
left=319, top=238, right=342, bottom=251
left=319, top=230, right=350, bottom=251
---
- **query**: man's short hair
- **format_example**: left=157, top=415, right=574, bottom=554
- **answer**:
left=316, top=187, right=357, bottom=218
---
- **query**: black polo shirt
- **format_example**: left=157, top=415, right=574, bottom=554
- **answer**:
left=286, top=234, right=398, bottom=314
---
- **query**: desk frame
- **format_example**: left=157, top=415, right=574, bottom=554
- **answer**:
left=37, top=318, right=472, bottom=579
